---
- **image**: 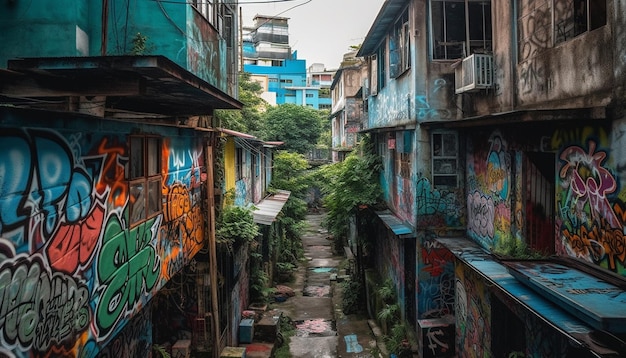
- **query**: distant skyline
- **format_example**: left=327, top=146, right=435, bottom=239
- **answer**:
left=239, top=0, right=384, bottom=70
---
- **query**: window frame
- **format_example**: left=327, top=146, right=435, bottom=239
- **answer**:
left=390, top=7, right=411, bottom=78
left=235, top=147, right=244, bottom=181
left=553, top=0, right=607, bottom=44
left=395, top=131, right=413, bottom=179
left=377, top=39, right=387, bottom=91
left=430, top=0, right=492, bottom=60
left=128, top=135, right=162, bottom=226
left=431, top=131, right=459, bottom=188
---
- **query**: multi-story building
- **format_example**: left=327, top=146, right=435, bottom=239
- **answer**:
left=357, top=0, right=626, bottom=357
left=329, top=51, right=367, bottom=162
left=0, top=1, right=251, bottom=357
left=242, top=15, right=332, bottom=110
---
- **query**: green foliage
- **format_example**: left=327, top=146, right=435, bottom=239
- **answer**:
left=130, top=32, right=154, bottom=55
left=250, top=266, right=272, bottom=304
left=152, top=345, right=171, bottom=358
left=216, top=205, right=259, bottom=248
left=384, top=323, right=413, bottom=358
left=494, top=238, right=545, bottom=259
left=377, top=303, right=400, bottom=324
left=318, top=135, right=383, bottom=239
left=342, top=279, right=364, bottom=314
left=268, top=151, right=311, bottom=268
left=377, top=278, right=396, bottom=304
left=215, top=72, right=267, bottom=135
left=261, top=103, right=324, bottom=154
left=273, top=316, right=296, bottom=358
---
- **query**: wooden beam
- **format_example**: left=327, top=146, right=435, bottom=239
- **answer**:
left=0, top=74, right=144, bottom=97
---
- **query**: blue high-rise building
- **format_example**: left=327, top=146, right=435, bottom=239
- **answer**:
left=243, top=15, right=333, bottom=110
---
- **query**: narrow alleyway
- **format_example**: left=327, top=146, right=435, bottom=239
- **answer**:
left=272, top=212, right=377, bottom=358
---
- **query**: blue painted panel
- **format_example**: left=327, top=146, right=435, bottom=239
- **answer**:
left=437, top=238, right=596, bottom=337
left=506, top=261, right=626, bottom=333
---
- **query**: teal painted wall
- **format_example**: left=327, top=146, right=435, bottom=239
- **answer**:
left=0, top=0, right=91, bottom=66
left=1, top=1, right=229, bottom=92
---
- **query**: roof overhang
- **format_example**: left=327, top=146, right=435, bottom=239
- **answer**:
left=421, top=107, right=609, bottom=129
left=1, top=56, right=242, bottom=116
left=253, top=190, right=291, bottom=225
left=360, top=122, right=417, bottom=134
left=375, top=210, right=415, bottom=238
left=357, top=0, right=407, bottom=57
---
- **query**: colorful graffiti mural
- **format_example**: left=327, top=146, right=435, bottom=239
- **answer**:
left=556, top=128, right=626, bottom=274
left=418, top=239, right=455, bottom=319
left=0, top=117, right=208, bottom=357
left=466, top=131, right=514, bottom=249
left=455, top=264, right=490, bottom=358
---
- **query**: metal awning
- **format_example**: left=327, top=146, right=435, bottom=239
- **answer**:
left=1, top=55, right=242, bottom=116
left=253, top=190, right=291, bottom=225
left=505, top=260, right=626, bottom=333
left=375, top=210, right=415, bottom=238
left=436, top=237, right=622, bottom=357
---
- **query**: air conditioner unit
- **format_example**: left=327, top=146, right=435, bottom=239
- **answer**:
left=455, top=54, right=494, bottom=94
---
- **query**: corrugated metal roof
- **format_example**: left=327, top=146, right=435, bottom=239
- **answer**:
left=375, top=210, right=415, bottom=238
left=253, top=190, right=291, bottom=225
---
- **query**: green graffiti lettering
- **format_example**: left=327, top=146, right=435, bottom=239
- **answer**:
left=96, top=215, right=160, bottom=336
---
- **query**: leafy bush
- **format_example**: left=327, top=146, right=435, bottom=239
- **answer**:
left=317, top=135, right=382, bottom=240
left=216, top=205, right=259, bottom=249
left=342, top=279, right=364, bottom=314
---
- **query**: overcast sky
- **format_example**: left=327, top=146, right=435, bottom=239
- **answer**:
left=239, top=0, right=384, bottom=70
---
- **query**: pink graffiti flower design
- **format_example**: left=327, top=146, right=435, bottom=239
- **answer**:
left=559, top=141, right=620, bottom=228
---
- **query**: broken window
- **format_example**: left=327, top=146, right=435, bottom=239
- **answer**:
left=129, top=135, right=162, bottom=226
left=390, top=7, right=411, bottom=78
left=395, top=131, right=413, bottom=179
left=432, top=131, right=459, bottom=187
left=431, top=0, right=492, bottom=60
left=554, top=0, right=607, bottom=43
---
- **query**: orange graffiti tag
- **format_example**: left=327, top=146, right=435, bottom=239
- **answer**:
left=96, top=138, right=128, bottom=207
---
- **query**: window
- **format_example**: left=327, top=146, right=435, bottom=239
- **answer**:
left=129, top=136, right=162, bottom=225
left=377, top=40, right=387, bottom=91
left=396, top=131, right=413, bottom=179
left=432, top=132, right=458, bottom=187
left=236, top=147, right=244, bottom=181
left=280, top=79, right=293, bottom=84
left=390, top=7, right=411, bottom=78
left=306, top=93, right=314, bottom=98
left=431, top=0, right=492, bottom=60
left=193, top=0, right=215, bottom=24
left=554, top=0, right=606, bottom=43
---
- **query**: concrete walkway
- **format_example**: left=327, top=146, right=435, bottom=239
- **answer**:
left=272, top=213, right=378, bottom=358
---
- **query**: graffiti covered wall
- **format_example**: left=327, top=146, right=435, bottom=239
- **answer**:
left=466, top=130, right=515, bottom=250
left=464, top=122, right=626, bottom=275
left=455, top=263, right=491, bottom=358
left=418, top=237, right=455, bottom=319
left=187, top=7, right=228, bottom=92
left=554, top=124, right=626, bottom=274
left=0, top=108, right=208, bottom=357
